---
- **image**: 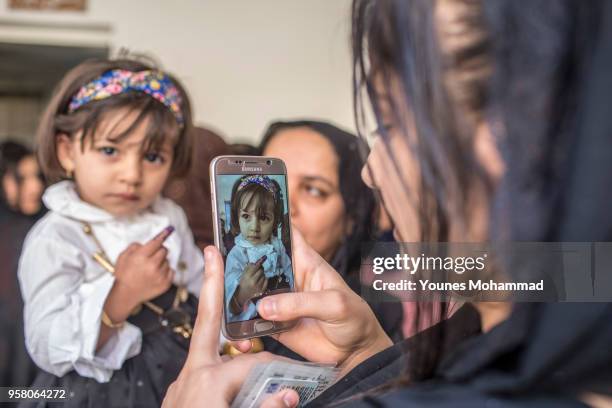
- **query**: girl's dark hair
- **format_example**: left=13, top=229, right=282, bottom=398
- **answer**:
left=260, top=120, right=376, bottom=277
left=229, top=177, right=283, bottom=237
left=352, top=0, right=492, bottom=381
left=37, top=58, right=194, bottom=182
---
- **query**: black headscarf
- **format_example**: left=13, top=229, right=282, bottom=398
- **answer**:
left=473, top=0, right=612, bottom=395
left=260, top=120, right=377, bottom=279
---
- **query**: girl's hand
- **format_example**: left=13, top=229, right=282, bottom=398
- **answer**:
left=114, top=227, right=175, bottom=307
left=234, top=229, right=393, bottom=375
left=234, top=256, right=268, bottom=310
left=162, top=247, right=299, bottom=408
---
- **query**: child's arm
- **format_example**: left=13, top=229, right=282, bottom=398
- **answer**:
left=18, top=228, right=174, bottom=383
left=224, top=248, right=246, bottom=316
left=96, top=227, right=176, bottom=349
left=18, top=236, right=140, bottom=383
left=223, top=249, right=266, bottom=321
left=229, top=256, right=268, bottom=314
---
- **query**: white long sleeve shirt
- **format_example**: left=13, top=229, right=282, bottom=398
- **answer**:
left=18, top=181, right=204, bottom=383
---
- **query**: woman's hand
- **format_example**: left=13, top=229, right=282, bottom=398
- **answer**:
left=235, top=229, right=393, bottom=375
left=162, top=247, right=299, bottom=408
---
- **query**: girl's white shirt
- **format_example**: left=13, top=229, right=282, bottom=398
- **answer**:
left=18, top=181, right=204, bottom=383
left=224, top=233, right=293, bottom=322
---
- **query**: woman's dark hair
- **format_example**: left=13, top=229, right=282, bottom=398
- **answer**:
left=260, top=120, right=377, bottom=277
left=229, top=176, right=283, bottom=238
left=37, top=58, right=194, bottom=182
left=352, top=0, right=492, bottom=381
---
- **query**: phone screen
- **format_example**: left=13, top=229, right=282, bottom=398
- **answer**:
left=213, top=173, right=294, bottom=324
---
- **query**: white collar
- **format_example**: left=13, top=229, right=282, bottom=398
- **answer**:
left=234, top=233, right=283, bottom=251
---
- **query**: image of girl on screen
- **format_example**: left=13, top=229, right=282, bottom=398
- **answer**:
left=224, top=175, right=293, bottom=322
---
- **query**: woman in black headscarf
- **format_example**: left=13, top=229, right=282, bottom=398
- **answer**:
left=260, top=120, right=404, bottom=343
left=0, top=140, right=44, bottom=387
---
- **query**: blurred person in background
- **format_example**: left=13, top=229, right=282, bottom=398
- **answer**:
left=164, top=126, right=231, bottom=249
left=0, top=140, right=44, bottom=387
left=230, top=142, right=260, bottom=156
left=0, top=140, right=44, bottom=219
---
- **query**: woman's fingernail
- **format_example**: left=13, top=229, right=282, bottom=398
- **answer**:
left=165, top=225, right=175, bottom=235
left=283, top=390, right=298, bottom=407
left=260, top=298, right=276, bottom=318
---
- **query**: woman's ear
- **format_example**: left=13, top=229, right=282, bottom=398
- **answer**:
left=56, top=133, right=76, bottom=175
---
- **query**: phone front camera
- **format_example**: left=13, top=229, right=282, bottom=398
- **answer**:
left=266, top=160, right=272, bottom=165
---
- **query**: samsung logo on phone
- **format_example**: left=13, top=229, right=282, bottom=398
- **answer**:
left=242, top=167, right=263, bottom=172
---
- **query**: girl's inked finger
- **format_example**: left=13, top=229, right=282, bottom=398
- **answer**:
left=142, top=226, right=175, bottom=255
left=255, top=255, right=267, bottom=268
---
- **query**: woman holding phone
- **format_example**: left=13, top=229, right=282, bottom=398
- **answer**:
left=164, top=0, right=612, bottom=406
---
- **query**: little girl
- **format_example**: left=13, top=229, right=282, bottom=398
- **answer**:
left=17, top=59, right=204, bottom=407
left=224, top=175, right=293, bottom=322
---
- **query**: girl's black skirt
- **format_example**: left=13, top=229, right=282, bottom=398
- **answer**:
left=20, top=287, right=197, bottom=408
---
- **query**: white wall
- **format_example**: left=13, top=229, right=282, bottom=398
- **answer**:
left=0, top=0, right=355, bottom=143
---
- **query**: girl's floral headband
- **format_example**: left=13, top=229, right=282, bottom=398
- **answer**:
left=238, top=175, right=278, bottom=199
left=67, top=69, right=184, bottom=127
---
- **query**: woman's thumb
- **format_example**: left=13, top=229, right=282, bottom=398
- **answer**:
left=260, top=389, right=299, bottom=408
left=185, top=246, right=225, bottom=367
left=258, top=290, right=348, bottom=322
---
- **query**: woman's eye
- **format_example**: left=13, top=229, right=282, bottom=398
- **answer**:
left=260, top=215, right=271, bottom=222
left=98, top=146, right=117, bottom=156
left=241, top=213, right=250, bottom=220
left=373, top=122, right=394, bottom=136
left=144, top=152, right=164, bottom=164
left=305, top=185, right=326, bottom=198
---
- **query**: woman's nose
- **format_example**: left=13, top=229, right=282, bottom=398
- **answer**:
left=361, top=161, right=375, bottom=189
left=289, top=192, right=299, bottom=218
